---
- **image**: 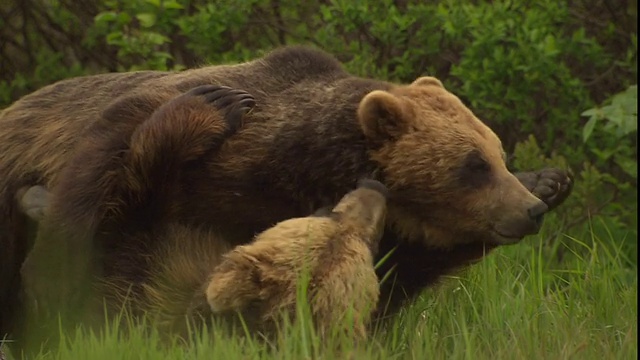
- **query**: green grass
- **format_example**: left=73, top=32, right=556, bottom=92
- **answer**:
left=4, top=226, right=637, bottom=360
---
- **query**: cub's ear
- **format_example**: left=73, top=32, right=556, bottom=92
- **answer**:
left=411, top=76, right=444, bottom=89
left=358, top=90, right=412, bottom=144
left=206, top=252, right=260, bottom=313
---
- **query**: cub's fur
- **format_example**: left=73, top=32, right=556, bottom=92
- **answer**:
left=207, top=179, right=388, bottom=339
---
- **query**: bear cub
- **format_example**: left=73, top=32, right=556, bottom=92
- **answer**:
left=206, top=179, right=389, bottom=340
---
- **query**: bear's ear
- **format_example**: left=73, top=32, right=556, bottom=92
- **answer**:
left=358, top=90, right=412, bottom=144
left=411, top=76, right=444, bottom=89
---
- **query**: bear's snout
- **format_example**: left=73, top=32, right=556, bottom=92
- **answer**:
left=492, top=199, right=548, bottom=244
left=527, top=201, right=548, bottom=225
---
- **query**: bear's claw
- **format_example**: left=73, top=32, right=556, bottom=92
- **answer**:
left=515, top=168, right=573, bottom=211
left=186, top=85, right=256, bottom=132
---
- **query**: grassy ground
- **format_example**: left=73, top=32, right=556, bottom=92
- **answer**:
left=4, top=223, right=637, bottom=360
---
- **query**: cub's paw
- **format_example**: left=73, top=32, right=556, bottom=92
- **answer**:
left=515, top=168, right=573, bottom=211
left=186, top=85, right=256, bottom=134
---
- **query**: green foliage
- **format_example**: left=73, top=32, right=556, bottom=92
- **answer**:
left=513, top=135, right=637, bottom=262
left=437, top=0, right=603, bottom=154
left=581, top=85, right=638, bottom=180
left=91, top=0, right=183, bottom=70
left=0, top=49, right=86, bottom=106
left=0, top=0, right=636, bottom=257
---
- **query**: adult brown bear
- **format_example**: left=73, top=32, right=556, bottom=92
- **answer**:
left=0, top=46, right=572, bottom=348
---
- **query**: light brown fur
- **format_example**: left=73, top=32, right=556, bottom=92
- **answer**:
left=206, top=181, right=387, bottom=340
left=364, top=79, right=544, bottom=247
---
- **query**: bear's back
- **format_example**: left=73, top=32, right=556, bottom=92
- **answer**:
left=0, top=46, right=349, bottom=196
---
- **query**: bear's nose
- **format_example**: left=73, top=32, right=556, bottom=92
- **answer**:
left=527, top=200, right=548, bottom=226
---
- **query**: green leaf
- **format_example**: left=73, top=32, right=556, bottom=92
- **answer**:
left=136, top=13, right=157, bottom=28
left=164, top=1, right=184, bottom=9
left=621, top=114, right=637, bottom=134
left=615, top=156, right=638, bottom=179
left=582, top=117, right=597, bottom=143
left=105, top=32, right=123, bottom=45
left=612, top=85, right=638, bottom=115
left=95, top=11, right=118, bottom=24
left=320, top=5, right=332, bottom=20
left=543, top=34, right=558, bottom=55
left=117, top=12, right=131, bottom=24
left=599, top=104, right=618, bottom=122
left=581, top=108, right=599, bottom=118
left=591, top=148, right=616, bottom=161
left=145, top=32, right=169, bottom=45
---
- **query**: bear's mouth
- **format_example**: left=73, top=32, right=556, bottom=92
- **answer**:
left=490, top=229, right=524, bottom=245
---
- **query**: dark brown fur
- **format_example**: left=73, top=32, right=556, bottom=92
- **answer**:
left=0, top=46, right=573, bottom=348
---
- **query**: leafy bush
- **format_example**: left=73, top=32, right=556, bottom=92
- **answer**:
left=0, top=0, right=636, bottom=258
left=512, top=85, right=637, bottom=259
left=436, top=1, right=604, bottom=153
left=582, top=85, right=637, bottom=182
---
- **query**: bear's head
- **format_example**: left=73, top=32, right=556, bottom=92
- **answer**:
left=358, top=76, right=547, bottom=247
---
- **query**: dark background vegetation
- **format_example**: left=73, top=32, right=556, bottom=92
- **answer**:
left=1, top=0, right=637, bottom=264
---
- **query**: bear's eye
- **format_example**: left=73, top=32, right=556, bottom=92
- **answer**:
left=457, top=150, right=492, bottom=187
left=465, top=151, right=491, bottom=173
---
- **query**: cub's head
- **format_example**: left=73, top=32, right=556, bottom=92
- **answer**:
left=330, top=179, right=389, bottom=250
left=357, top=76, right=547, bottom=247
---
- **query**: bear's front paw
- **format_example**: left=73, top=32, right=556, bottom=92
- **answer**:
left=515, top=168, right=573, bottom=211
left=185, top=85, right=256, bottom=134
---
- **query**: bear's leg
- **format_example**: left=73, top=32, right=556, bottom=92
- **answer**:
left=125, top=85, right=255, bottom=179
left=19, top=85, right=255, bottom=352
left=24, top=84, right=255, bottom=228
